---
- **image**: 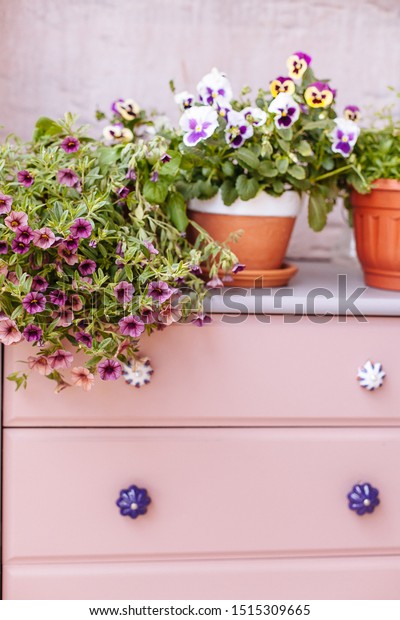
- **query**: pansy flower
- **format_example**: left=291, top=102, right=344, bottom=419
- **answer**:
left=179, top=105, right=219, bottom=147
left=32, top=227, right=56, bottom=249
left=113, top=98, right=140, bottom=121
left=304, top=82, right=335, bottom=108
left=225, top=110, right=253, bottom=148
left=197, top=67, right=233, bottom=105
left=0, top=193, right=13, bottom=215
left=242, top=107, right=267, bottom=127
left=103, top=124, right=134, bottom=142
left=286, top=51, right=312, bottom=80
left=344, top=105, right=361, bottom=122
left=268, top=93, right=300, bottom=128
left=5, top=211, right=28, bottom=230
left=214, top=96, right=232, bottom=120
left=330, top=118, right=360, bottom=157
left=174, top=91, right=195, bottom=111
left=269, top=76, right=295, bottom=97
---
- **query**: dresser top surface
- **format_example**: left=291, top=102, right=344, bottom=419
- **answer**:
left=205, top=259, right=400, bottom=317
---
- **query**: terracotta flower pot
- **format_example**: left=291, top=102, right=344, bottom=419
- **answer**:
left=352, top=179, right=400, bottom=291
left=188, top=191, right=301, bottom=286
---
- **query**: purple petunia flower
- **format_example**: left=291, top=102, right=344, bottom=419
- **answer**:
left=17, top=170, right=34, bottom=187
left=11, top=238, right=30, bottom=254
left=143, top=240, right=159, bottom=255
left=117, top=186, right=131, bottom=199
left=147, top=281, right=173, bottom=303
left=160, top=153, right=172, bottom=164
left=150, top=170, right=159, bottom=182
left=75, top=331, right=93, bottom=348
left=232, top=263, right=246, bottom=274
left=70, top=218, right=92, bottom=239
left=179, top=105, right=219, bottom=147
left=330, top=118, right=360, bottom=158
left=118, top=315, right=145, bottom=338
left=32, top=227, right=56, bottom=249
left=189, top=265, right=203, bottom=276
left=78, top=259, right=97, bottom=276
left=225, top=110, right=254, bottom=148
left=62, top=235, right=79, bottom=251
left=0, top=240, right=8, bottom=254
left=22, top=292, right=46, bottom=314
left=89, top=239, right=97, bottom=248
left=48, top=349, right=73, bottom=370
left=5, top=211, right=28, bottom=230
left=31, top=275, right=49, bottom=292
left=98, top=358, right=122, bottom=381
left=192, top=314, right=212, bottom=327
left=206, top=276, right=223, bottom=288
left=268, top=93, right=301, bottom=128
left=23, top=324, right=43, bottom=342
left=57, top=243, right=79, bottom=265
left=0, top=193, right=13, bottom=215
left=60, top=136, right=80, bottom=153
left=125, top=168, right=137, bottom=181
left=141, top=307, right=156, bottom=324
left=49, top=289, right=68, bottom=306
left=114, top=281, right=134, bottom=304
left=15, top=225, right=34, bottom=244
left=57, top=168, right=81, bottom=188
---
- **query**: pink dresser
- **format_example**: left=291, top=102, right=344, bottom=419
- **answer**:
left=3, top=262, right=400, bottom=599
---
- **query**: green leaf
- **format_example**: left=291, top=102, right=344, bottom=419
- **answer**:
left=288, top=165, right=306, bottom=180
left=222, top=161, right=235, bottom=177
left=33, top=117, right=63, bottom=141
left=235, top=147, right=260, bottom=170
left=220, top=180, right=239, bottom=206
left=308, top=190, right=327, bottom=231
left=96, top=146, right=120, bottom=168
left=166, top=192, right=189, bottom=232
left=277, top=127, right=293, bottom=141
left=258, top=161, right=278, bottom=177
left=235, top=175, right=259, bottom=201
left=296, top=140, right=313, bottom=157
left=302, top=120, right=330, bottom=131
left=143, top=179, right=169, bottom=204
left=261, top=140, right=273, bottom=158
left=276, top=157, right=289, bottom=174
left=322, top=156, right=335, bottom=171
left=272, top=180, right=284, bottom=194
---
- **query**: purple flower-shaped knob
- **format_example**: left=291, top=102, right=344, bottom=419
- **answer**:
left=347, top=483, right=380, bottom=515
left=116, top=485, right=151, bottom=519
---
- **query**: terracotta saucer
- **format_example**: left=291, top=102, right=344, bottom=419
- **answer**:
left=223, top=262, right=298, bottom=288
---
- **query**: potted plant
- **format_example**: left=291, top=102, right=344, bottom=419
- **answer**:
left=346, top=92, right=400, bottom=290
left=0, top=109, right=236, bottom=392
left=167, top=54, right=361, bottom=286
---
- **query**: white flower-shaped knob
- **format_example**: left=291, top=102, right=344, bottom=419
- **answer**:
left=122, top=357, right=154, bottom=388
left=357, top=360, right=385, bottom=391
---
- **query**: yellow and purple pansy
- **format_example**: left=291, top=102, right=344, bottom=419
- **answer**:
left=304, top=82, right=335, bottom=108
left=344, top=105, right=361, bottom=122
left=286, top=52, right=312, bottom=80
left=112, top=98, right=140, bottom=121
left=103, top=124, right=134, bottom=143
left=268, top=93, right=301, bottom=129
left=269, top=76, right=295, bottom=98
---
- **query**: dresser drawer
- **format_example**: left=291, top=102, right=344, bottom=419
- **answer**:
left=3, top=316, right=400, bottom=427
left=4, top=428, right=400, bottom=563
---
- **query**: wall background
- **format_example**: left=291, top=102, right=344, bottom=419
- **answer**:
left=0, top=0, right=399, bottom=256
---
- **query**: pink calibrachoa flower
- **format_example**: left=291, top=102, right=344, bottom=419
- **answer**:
left=71, top=366, right=95, bottom=391
left=7, top=271, right=19, bottom=285
left=31, top=275, right=49, bottom=292
left=114, top=281, right=134, bottom=304
left=225, top=110, right=254, bottom=148
left=63, top=235, right=80, bottom=251
left=11, top=238, right=30, bottom=254
left=5, top=211, right=28, bottom=230
left=157, top=303, right=182, bottom=326
left=192, top=314, right=212, bottom=327
left=75, top=331, right=93, bottom=348
left=118, top=315, right=145, bottom=338
left=32, top=227, right=56, bottom=249
left=69, top=294, right=83, bottom=311
left=143, top=240, right=159, bottom=255
left=22, top=292, right=46, bottom=314
left=78, top=259, right=96, bottom=276
left=53, top=308, right=74, bottom=327
left=49, top=289, right=68, bottom=306
left=17, top=170, right=34, bottom=187
left=48, top=349, right=73, bottom=370
left=206, top=276, right=224, bottom=288
left=0, top=318, right=22, bottom=345
left=147, top=281, right=173, bottom=303
left=0, top=240, right=8, bottom=254
left=0, top=193, right=13, bottom=214
left=23, top=324, right=43, bottom=342
left=179, top=105, right=219, bottom=147
left=232, top=263, right=246, bottom=274
left=141, top=307, right=156, bottom=324
left=57, top=168, right=81, bottom=188
left=58, top=243, right=79, bottom=265
left=98, top=358, right=122, bottom=381
left=15, top=225, right=34, bottom=244
left=60, top=136, right=80, bottom=153
left=70, top=218, right=92, bottom=239
left=27, top=355, right=52, bottom=375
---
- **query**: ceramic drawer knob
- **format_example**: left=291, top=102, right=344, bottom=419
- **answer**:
left=116, top=485, right=151, bottom=519
left=122, top=357, right=154, bottom=388
left=347, top=483, right=380, bottom=515
left=357, top=360, right=385, bottom=390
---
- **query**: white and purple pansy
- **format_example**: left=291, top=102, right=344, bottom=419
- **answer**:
left=268, top=93, right=301, bottom=129
left=330, top=118, right=360, bottom=157
left=103, top=124, right=134, bottom=142
left=344, top=105, right=361, bottom=122
left=242, top=106, right=267, bottom=127
left=286, top=51, right=312, bottom=80
left=214, top=95, right=232, bottom=119
left=225, top=110, right=254, bottom=148
left=197, top=67, right=233, bottom=106
left=174, top=91, right=195, bottom=111
left=179, top=105, right=219, bottom=146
